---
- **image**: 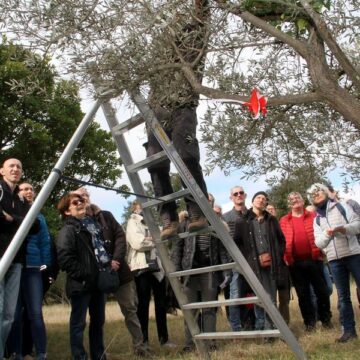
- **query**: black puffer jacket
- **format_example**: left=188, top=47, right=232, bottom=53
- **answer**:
left=234, top=209, right=287, bottom=287
left=93, top=208, right=133, bottom=286
left=0, top=179, right=39, bottom=263
left=56, top=216, right=99, bottom=298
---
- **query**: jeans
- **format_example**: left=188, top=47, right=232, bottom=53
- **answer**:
left=290, top=260, right=332, bottom=327
left=146, top=106, right=208, bottom=220
left=114, top=281, right=144, bottom=349
left=183, top=274, right=218, bottom=348
left=23, top=268, right=46, bottom=356
left=7, top=268, right=49, bottom=359
left=0, top=262, right=22, bottom=358
left=254, top=268, right=277, bottom=330
left=134, top=273, right=168, bottom=344
left=228, top=271, right=254, bottom=331
left=329, top=254, right=360, bottom=333
left=70, top=291, right=106, bottom=360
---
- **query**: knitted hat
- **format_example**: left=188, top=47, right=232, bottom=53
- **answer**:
left=252, top=191, right=269, bottom=204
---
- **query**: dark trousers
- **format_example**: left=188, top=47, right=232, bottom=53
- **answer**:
left=134, top=273, right=168, bottom=344
left=70, top=291, right=106, bottom=360
left=146, top=106, right=208, bottom=220
left=290, top=260, right=332, bottom=327
left=183, top=274, right=218, bottom=348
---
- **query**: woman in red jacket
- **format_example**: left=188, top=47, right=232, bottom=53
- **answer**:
left=279, top=192, right=332, bottom=331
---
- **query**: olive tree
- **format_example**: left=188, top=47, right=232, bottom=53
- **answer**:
left=1, top=0, right=359, bottom=182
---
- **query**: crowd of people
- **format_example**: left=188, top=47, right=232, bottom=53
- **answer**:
left=1, top=157, right=360, bottom=359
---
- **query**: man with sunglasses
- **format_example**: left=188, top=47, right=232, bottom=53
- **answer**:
left=223, top=186, right=255, bottom=331
left=279, top=191, right=332, bottom=331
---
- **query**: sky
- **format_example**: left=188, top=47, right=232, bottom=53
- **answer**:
left=77, top=90, right=360, bottom=223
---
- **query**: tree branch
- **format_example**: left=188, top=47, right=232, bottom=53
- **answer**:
left=181, top=64, right=322, bottom=105
left=213, top=0, right=309, bottom=58
left=299, top=0, right=360, bottom=91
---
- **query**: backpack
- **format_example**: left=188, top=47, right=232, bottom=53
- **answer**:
left=316, top=202, right=360, bottom=244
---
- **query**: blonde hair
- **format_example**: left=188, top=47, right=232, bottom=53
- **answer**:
left=178, top=210, right=189, bottom=223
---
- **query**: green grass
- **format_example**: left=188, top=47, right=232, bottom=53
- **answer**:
left=44, top=290, right=360, bottom=360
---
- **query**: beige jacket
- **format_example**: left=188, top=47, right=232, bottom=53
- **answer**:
left=126, top=213, right=164, bottom=281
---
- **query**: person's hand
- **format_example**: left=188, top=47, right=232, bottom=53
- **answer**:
left=2, top=211, right=13, bottom=222
left=145, top=236, right=153, bottom=242
left=111, top=260, right=120, bottom=271
left=327, top=226, right=346, bottom=237
left=220, top=275, right=231, bottom=289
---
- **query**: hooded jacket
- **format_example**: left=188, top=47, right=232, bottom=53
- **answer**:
left=314, top=200, right=360, bottom=261
left=126, top=212, right=164, bottom=281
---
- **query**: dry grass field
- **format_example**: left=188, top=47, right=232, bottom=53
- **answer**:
left=43, top=286, right=360, bottom=360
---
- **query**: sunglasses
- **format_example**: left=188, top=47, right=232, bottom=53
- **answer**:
left=70, top=198, right=85, bottom=206
left=232, top=191, right=245, bottom=196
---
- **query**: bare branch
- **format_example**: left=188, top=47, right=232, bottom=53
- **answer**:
left=299, top=0, right=360, bottom=91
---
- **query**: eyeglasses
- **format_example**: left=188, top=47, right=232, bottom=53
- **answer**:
left=70, top=198, right=85, bottom=206
left=232, top=191, right=245, bottom=197
left=310, top=190, right=324, bottom=198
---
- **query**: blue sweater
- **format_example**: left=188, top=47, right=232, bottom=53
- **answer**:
left=26, top=213, right=52, bottom=267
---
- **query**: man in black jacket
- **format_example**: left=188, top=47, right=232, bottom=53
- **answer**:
left=73, top=188, right=149, bottom=357
left=223, top=185, right=255, bottom=331
left=234, top=191, right=286, bottom=332
left=0, top=158, right=39, bottom=358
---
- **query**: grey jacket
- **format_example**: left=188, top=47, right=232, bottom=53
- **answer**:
left=170, top=219, right=229, bottom=286
left=314, top=200, right=360, bottom=261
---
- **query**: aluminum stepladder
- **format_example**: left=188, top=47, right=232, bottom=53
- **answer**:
left=97, top=87, right=307, bottom=360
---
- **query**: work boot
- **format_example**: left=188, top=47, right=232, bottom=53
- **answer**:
left=160, top=213, right=179, bottom=240
left=188, top=203, right=207, bottom=232
left=336, top=331, right=358, bottom=343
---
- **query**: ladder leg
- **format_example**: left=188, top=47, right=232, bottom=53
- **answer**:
left=98, top=98, right=211, bottom=358
left=0, top=99, right=102, bottom=280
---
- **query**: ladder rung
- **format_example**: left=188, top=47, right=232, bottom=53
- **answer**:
left=168, top=262, right=236, bottom=278
left=112, top=114, right=144, bottom=135
left=127, top=151, right=167, bottom=173
left=182, top=296, right=259, bottom=310
left=194, top=329, right=281, bottom=340
left=142, top=189, right=191, bottom=209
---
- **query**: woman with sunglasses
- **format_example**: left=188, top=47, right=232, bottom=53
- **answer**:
left=56, top=192, right=108, bottom=360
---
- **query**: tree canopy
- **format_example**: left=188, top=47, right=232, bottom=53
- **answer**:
left=0, top=41, right=123, bottom=222
left=1, top=1, right=360, bottom=183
